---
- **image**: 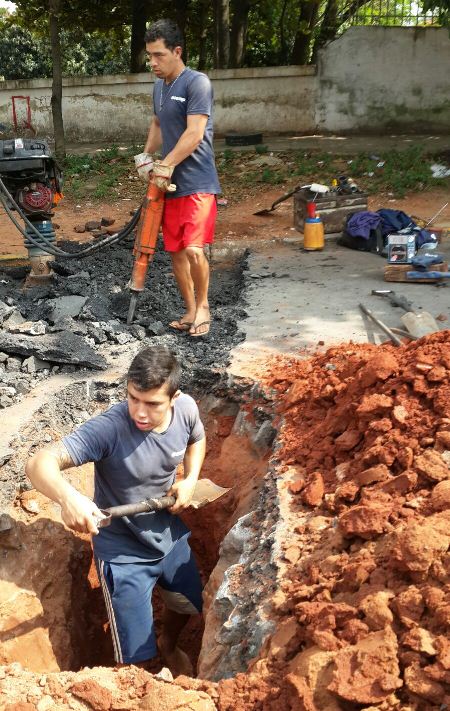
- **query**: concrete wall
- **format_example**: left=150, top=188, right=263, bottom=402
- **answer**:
left=0, top=66, right=316, bottom=142
left=0, top=27, right=448, bottom=141
left=316, top=26, right=450, bottom=133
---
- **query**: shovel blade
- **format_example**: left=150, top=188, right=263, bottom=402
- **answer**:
left=400, top=311, right=439, bottom=338
left=190, top=478, right=231, bottom=509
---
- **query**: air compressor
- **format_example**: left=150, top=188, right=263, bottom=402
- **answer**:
left=0, top=138, right=63, bottom=283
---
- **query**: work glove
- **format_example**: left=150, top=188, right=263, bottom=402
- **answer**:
left=152, top=160, right=176, bottom=192
left=134, top=152, right=154, bottom=181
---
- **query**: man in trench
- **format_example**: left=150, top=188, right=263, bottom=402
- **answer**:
left=135, top=18, right=221, bottom=338
left=26, top=345, right=204, bottom=677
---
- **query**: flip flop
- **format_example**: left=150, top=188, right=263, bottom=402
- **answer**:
left=189, top=321, right=211, bottom=337
left=169, top=320, right=193, bottom=332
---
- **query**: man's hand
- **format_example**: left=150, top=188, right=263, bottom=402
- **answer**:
left=134, top=152, right=154, bottom=181
left=60, top=491, right=106, bottom=535
left=167, top=478, right=197, bottom=514
left=152, top=161, right=176, bottom=192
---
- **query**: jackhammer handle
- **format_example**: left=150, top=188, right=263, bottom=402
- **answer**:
left=101, top=496, right=176, bottom=519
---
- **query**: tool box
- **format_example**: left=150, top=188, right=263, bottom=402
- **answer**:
left=294, top=189, right=368, bottom=234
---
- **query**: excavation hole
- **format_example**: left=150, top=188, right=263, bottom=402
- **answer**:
left=0, top=376, right=272, bottom=679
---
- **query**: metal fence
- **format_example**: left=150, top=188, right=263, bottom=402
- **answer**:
left=348, top=0, right=445, bottom=26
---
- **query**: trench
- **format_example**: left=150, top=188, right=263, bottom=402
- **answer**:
left=0, top=374, right=275, bottom=680
left=0, top=243, right=281, bottom=683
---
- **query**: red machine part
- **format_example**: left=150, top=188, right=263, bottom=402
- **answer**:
left=127, top=181, right=165, bottom=324
left=130, top=181, right=165, bottom=292
left=17, top=183, right=53, bottom=214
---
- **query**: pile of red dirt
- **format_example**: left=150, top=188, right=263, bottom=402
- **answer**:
left=232, top=330, right=449, bottom=711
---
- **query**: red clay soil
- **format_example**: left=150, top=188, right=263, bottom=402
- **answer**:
left=230, top=329, right=450, bottom=711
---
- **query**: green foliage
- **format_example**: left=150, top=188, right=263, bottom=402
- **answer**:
left=1, top=0, right=445, bottom=80
left=217, top=148, right=235, bottom=171
left=347, top=145, right=448, bottom=196
left=422, top=0, right=449, bottom=25
left=261, top=167, right=284, bottom=183
left=255, top=144, right=269, bottom=154
left=62, top=146, right=136, bottom=200
left=59, top=143, right=449, bottom=204
left=58, top=31, right=130, bottom=77
left=216, top=146, right=450, bottom=200
left=0, top=18, right=130, bottom=80
left=0, top=24, right=51, bottom=80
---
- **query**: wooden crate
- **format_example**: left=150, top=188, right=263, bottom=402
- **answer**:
left=294, top=189, right=368, bottom=234
left=384, top=262, right=449, bottom=283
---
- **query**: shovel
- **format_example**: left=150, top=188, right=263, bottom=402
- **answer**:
left=254, top=186, right=301, bottom=216
left=359, top=303, right=403, bottom=346
left=96, top=478, right=230, bottom=528
left=371, top=289, right=439, bottom=338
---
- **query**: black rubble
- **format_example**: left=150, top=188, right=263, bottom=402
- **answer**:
left=0, top=233, right=247, bottom=400
left=0, top=330, right=107, bottom=370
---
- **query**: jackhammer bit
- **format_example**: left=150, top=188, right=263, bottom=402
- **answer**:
left=127, top=180, right=165, bottom=325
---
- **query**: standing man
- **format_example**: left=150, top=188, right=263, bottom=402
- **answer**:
left=138, top=19, right=221, bottom=338
left=26, top=346, right=205, bottom=677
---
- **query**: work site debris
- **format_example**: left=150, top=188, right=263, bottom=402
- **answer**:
left=0, top=331, right=107, bottom=370
left=251, top=330, right=450, bottom=710
left=0, top=664, right=218, bottom=710
left=0, top=234, right=246, bottom=408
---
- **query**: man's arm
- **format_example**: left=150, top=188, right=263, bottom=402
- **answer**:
left=144, top=116, right=162, bottom=154
left=169, top=436, right=206, bottom=513
left=26, top=442, right=104, bottom=535
left=161, top=114, right=208, bottom=168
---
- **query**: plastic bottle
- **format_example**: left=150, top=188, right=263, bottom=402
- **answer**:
left=303, top=211, right=325, bottom=251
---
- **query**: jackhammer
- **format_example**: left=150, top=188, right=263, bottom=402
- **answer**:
left=126, top=179, right=165, bottom=325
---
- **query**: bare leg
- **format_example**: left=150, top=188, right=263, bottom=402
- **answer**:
left=185, top=246, right=211, bottom=336
left=169, top=250, right=197, bottom=326
left=158, top=608, right=193, bottom=677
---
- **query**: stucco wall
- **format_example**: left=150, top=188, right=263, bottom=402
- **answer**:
left=0, top=67, right=316, bottom=142
left=0, top=27, right=448, bottom=141
left=316, top=26, right=450, bottom=132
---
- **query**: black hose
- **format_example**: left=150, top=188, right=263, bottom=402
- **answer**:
left=0, top=177, right=141, bottom=259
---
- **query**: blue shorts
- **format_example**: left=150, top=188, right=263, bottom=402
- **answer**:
left=95, top=535, right=203, bottom=664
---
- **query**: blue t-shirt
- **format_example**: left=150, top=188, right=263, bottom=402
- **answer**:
left=62, top=393, right=205, bottom=563
left=153, top=68, right=221, bottom=199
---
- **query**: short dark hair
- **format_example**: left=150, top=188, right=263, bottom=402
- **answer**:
left=144, top=19, right=184, bottom=52
left=127, top=346, right=181, bottom=396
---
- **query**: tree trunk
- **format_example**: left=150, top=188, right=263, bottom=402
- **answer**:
left=279, top=0, right=290, bottom=64
left=49, top=0, right=65, bottom=160
left=291, top=0, right=321, bottom=65
left=130, top=0, right=148, bottom=73
left=197, top=0, right=210, bottom=70
left=174, top=0, right=190, bottom=62
left=214, top=0, right=230, bottom=68
left=229, top=0, right=250, bottom=68
left=311, top=0, right=339, bottom=62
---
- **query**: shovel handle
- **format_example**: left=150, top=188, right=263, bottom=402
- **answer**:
left=102, top=496, right=176, bottom=519
left=359, top=304, right=403, bottom=347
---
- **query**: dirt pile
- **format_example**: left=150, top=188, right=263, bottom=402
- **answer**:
left=245, top=331, right=450, bottom=710
left=0, top=664, right=218, bottom=710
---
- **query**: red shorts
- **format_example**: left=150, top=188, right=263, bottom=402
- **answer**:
left=162, top=193, right=217, bottom=253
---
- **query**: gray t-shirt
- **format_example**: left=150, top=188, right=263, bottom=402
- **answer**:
left=153, top=67, right=221, bottom=199
left=62, top=393, right=205, bottom=563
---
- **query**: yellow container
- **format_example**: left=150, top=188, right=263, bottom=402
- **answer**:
left=303, top=217, right=325, bottom=251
